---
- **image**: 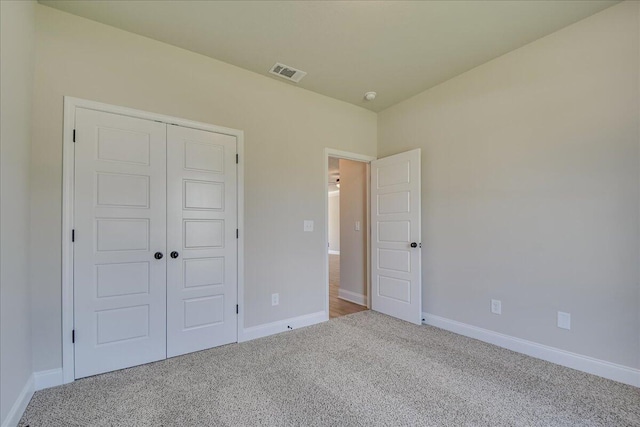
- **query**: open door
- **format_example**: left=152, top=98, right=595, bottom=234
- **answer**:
left=370, top=149, right=421, bottom=324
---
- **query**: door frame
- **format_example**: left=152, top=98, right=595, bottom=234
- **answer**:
left=324, top=148, right=376, bottom=316
left=61, top=97, right=245, bottom=384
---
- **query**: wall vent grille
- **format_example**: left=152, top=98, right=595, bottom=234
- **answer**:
left=269, top=63, right=307, bottom=83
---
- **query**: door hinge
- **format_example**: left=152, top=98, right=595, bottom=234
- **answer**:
left=72, top=329, right=75, bottom=343
left=72, top=229, right=75, bottom=242
left=236, top=154, right=239, bottom=164
left=236, top=304, right=239, bottom=314
left=236, top=229, right=239, bottom=239
left=73, top=129, right=76, bottom=143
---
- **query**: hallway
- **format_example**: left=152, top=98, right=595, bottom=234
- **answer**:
left=329, top=254, right=368, bottom=319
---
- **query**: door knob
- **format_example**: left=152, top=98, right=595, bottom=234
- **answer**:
left=410, top=242, right=418, bottom=248
left=154, top=252, right=163, bottom=260
left=170, top=251, right=179, bottom=259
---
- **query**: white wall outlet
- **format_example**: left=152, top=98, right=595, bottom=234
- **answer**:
left=491, top=299, right=502, bottom=315
left=557, top=311, right=571, bottom=330
left=272, top=293, right=279, bottom=306
left=303, top=220, right=314, bottom=232
left=355, top=220, right=361, bottom=231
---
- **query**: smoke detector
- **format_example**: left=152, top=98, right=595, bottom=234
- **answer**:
left=364, top=91, right=377, bottom=101
left=269, top=63, right=307, bottom=83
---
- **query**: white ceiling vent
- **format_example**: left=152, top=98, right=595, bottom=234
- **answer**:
left=269, top=63, right=307, bottom=83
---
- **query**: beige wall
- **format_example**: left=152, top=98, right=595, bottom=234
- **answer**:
left=328, top=191, right=340, bottom=252
left=30, top=4, right=376, bottom=372
left=1, top=0, right=36, bottom=422
left=378, top=1, right=640, bottom=368
left=339, top=159, right=368, bottom=300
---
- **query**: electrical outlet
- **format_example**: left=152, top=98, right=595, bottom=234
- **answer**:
left=303, top=220, right=314, bottom=232
left=355, top=221, right=361, bottom=231
left=272, top=293, right=279, bottom=306
left=491, top=299, right=502, bottom=315
left=557, top=311, right=571, bottom=330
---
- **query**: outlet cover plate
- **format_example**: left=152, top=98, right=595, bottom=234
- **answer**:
left=303, top=220, right=314, bottom=232
left=272, top=293, right=279, bottom=306
left=557, top=311, right=571, bottom=330
left=491, top=299, right=502, bottom=315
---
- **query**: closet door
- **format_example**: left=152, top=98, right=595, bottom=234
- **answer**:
left=166, top=125, right=238, bottom=358
left=74, top=108, right=167, bottom=379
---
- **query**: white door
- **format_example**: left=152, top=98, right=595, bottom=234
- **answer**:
left=74, top=108, right=167, bottom=378
left=166, top=125, right=238, bottom=358
left=370, top=149, right=422, bottom=324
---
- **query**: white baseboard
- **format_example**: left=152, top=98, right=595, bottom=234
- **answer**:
left=338, top=289, right=366, bottom=306
left=240, top=311, right=327, bottom=342
left=1, top=374, right=34, bottom=427
left=423, top=313, right=640, bottom=388
left=34, top=368, right=63, bottom=391
left=328, top=250, right=340, bottom=255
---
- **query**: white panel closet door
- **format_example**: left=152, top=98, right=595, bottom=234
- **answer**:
left=371, top=149, right=422, bottom=324
left=74, top=108, right=167, bottom=379
left=166, top=125, right=238, bottom=358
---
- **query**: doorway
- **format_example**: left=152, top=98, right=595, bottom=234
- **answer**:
left=326, top=151, right=372, bottom=319
left=325, top=147, right=423, bottom=325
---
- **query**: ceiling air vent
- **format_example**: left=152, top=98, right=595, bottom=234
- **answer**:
left=269, top=63, right=307, bottom=83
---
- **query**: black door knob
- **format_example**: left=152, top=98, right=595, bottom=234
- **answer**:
left=154, top=252, right=163, bottom=260
left=170, top=251, right=179, bottom=259
left=410, top=242, right=418, bottom=248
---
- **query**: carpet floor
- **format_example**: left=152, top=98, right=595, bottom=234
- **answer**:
left=20, top=311, right=640, bottom=426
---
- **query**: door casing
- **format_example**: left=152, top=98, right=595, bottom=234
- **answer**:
left=62, top=97, right=245, bottom=384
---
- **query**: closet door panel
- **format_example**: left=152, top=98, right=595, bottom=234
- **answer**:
left=166, top=125, right=238, bottom=358
left=73, top=108, right=167, bottom=379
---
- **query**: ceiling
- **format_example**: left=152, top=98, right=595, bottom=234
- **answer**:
left=40, top=0, right=618, bottom=112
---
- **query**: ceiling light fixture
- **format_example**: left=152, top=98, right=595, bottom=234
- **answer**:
left=364, top=91, right=377, bottom=101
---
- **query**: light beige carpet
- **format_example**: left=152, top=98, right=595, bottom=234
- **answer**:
left=20, top=311, right=640, bottom=426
